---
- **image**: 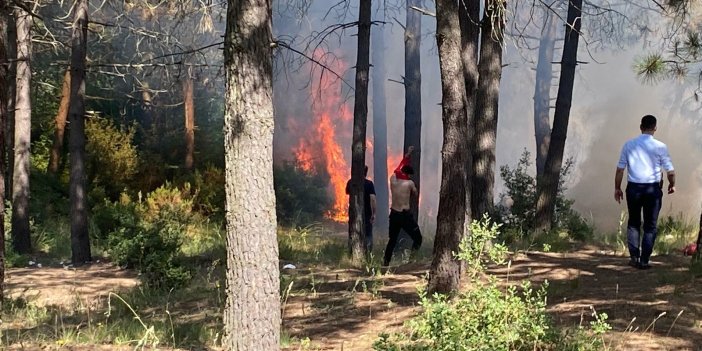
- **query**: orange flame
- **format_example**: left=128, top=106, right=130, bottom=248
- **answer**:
left=291, top=49, right=353, bottom=222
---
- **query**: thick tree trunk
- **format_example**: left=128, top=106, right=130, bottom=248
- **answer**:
left=349, top=0, right=372, bottom=264
left=471, top=0, right=505, bottom=219
left=534, top=7, right=558, bottom=179
left=534, top=0, right=582, bottom=232
left=404, top=0, right=421, bottom=219
left=371, top=20, right=389, bottom=228
left=48, top=70, right=70, bottom=175
left=693, top=211, right=702, bottom=263
left=222, top=0, right=280, bottom=349
left=459, top=0, right=480, bottom=228
left=0, top=0, right=11, bottom=307
left=11, top=5, right=31, bottom=254
left=183, top=74, right=195, bottom=171
left=68, top=0, right=91, bottom=264
left=5, top=13, right=13, bottom=201
left=428, top=0, right=469, bottom=295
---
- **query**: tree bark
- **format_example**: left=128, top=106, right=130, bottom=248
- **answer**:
left=428, top=0, right=469, bottom=295
left=222, top=0, right=280, bottom=349
left=404, top=0, right=421, bottom=219
left=348, top=0, right=372, bottom=264
left=183, top=73, right=195, bottom=171
left=11, top=4, right=31, bottom=254
left=48, top=70, right=70, bottom=175
left=371, top=19, right=389, bottom=228
left=534, top=0, right=583, bottom=232
left=5, top=12, right=13, bottom=201
left=459, top=0, right=480, bottom=228
left=47, top=70, right=71, bottom=174
left=68, top=0, right=91, bottom=264
left=534, top=7, right=558, bottom=179
left=693, top=211, right=702, bottom=263
left=0, top=0, right=11, bottom=307
left=471, top=0, right=505, bottom=219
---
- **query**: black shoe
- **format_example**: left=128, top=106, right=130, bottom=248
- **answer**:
left=638, top=262, right=651, bottom=270
left=628, top=259, right=639, bottom=268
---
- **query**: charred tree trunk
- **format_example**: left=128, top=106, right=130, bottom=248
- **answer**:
left=534, top=7, right=558, bottom=180
left=68, top=0, right=91, bottom=264
left=371, top=19, right=389, bottom=228
left=0, top=0, right=11, bottom=307
left=694, top=211, right=702, bottom=263
left=471, top=0, right=505, bottom=218
left=11, top=4, right=31, bottom=254
left=48, top=70, right=70, bottom=175
left=534, top=0, right=582, bottom=232
left=349, top=0, right=372, bottom=264
left=459, top=0, right=480, bottom=228
left=5, top=13, right=13, bottom=201
left=222, top=0, right=280, bottom=349
left=183, top=74, right=195, bottom=171
left=404, top=0, right=421, bottom=219
left=429, top=0, right=469, bottom=294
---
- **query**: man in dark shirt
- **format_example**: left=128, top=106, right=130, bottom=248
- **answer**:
left=345, top=165, right=377, bottom=252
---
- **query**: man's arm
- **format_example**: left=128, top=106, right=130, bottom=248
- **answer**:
left=393, top=146, right=414, bottom=178
left=411, top=181, right=418, bottom=197
left=667, top=171, right=676, bottom=194
left=370, top=194, right=377, bottom=223
left=614, top=168, right=625, bottom=203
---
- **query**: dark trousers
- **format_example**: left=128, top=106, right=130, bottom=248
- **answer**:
left=364, top=218, right=373, bottom=252
left=626, top=182, right=663, bottom=264
left=383, top=209, right=422, bottom=266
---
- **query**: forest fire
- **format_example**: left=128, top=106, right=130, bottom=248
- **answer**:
left=292, top=51, right=353, bottom=222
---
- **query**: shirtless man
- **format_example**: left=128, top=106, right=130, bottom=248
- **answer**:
left=383, top=146, right=423, bottom=266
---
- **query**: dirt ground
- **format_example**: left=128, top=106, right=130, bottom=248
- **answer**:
left=3, top=250, right=702, bottom=350
left=282, top=249, right=702, bottom=351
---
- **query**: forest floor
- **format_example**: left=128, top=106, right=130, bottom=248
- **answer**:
left=2, top=243, right=701, bottom=350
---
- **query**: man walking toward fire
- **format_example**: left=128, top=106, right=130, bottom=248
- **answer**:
left=383, top=146, right=422, bottom=266
left=346, top=166, right=376, bottom=252
left=614, top=115, right=675, bottom=270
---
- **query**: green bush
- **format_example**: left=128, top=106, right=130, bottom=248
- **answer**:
left=495, top=150, right=593, bottom=242
left=85, top=116, right=139, bottom=198
left=95, top=185, right=196, bottom=289
left=274, top=162, right=332, bottom=225
left=373, top=217, right=610, bottom=351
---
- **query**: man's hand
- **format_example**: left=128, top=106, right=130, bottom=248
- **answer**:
left=668, top=184, right=676, bottom=194
left=406, top=146, right=414, bottom=156
left=614, top=189, right=624, bottom=204
left=370, top=214, right=376, bottom=224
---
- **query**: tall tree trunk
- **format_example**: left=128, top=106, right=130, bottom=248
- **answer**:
left=11, top=4, right=31, bottom=254
left=428, top=0, right=469, bottom=295
left=183, top=74, right=195, bottom=171
left=69, top=0, right=91, bottom=264
left=348, top=0, right=372, bottom=264
left=471, top=0, right=505, bottom=219
left=0, top=0, right=11, bottom=308
left=404, top=0, right=421, bottom=219
left=459, top=0, right=480, bottom=228
left=48, top=70, right=70, bottom=175
left=534, top=0, right=582, bottom=232
left=534, top=7, right=558, bottom=179
left=371, top=19, right=389, bottom=228
left=5, top=12, right=13, bottom=201
left=222, top=0, right=280, bottom=349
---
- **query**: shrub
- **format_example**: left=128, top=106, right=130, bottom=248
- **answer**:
left=95, top=185, right=196, bottom=289
left=274, top=162, right=332, bottom=225
left=495, top=150, right=593, bottom=242
left=85, top=116, right=139, bottom=198
left=373, top=217, right=610, bottom=351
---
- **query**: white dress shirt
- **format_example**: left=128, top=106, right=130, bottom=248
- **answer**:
left=617, top=134, right=674, bottom=184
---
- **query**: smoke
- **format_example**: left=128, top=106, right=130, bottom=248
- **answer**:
left=271, top=0, right=702, bottom=235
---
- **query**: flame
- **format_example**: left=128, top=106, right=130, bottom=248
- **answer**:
left=291, top=49, right=353, bottom=222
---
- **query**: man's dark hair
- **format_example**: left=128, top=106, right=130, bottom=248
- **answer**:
left=641, top=115, right=657, bottom=131
left=401, top=165, right=414, bottom=175
left=364, top=165, right=369, bottom=176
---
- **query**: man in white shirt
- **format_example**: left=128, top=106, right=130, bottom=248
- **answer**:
left=614, top=115, right=675, bottom=270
